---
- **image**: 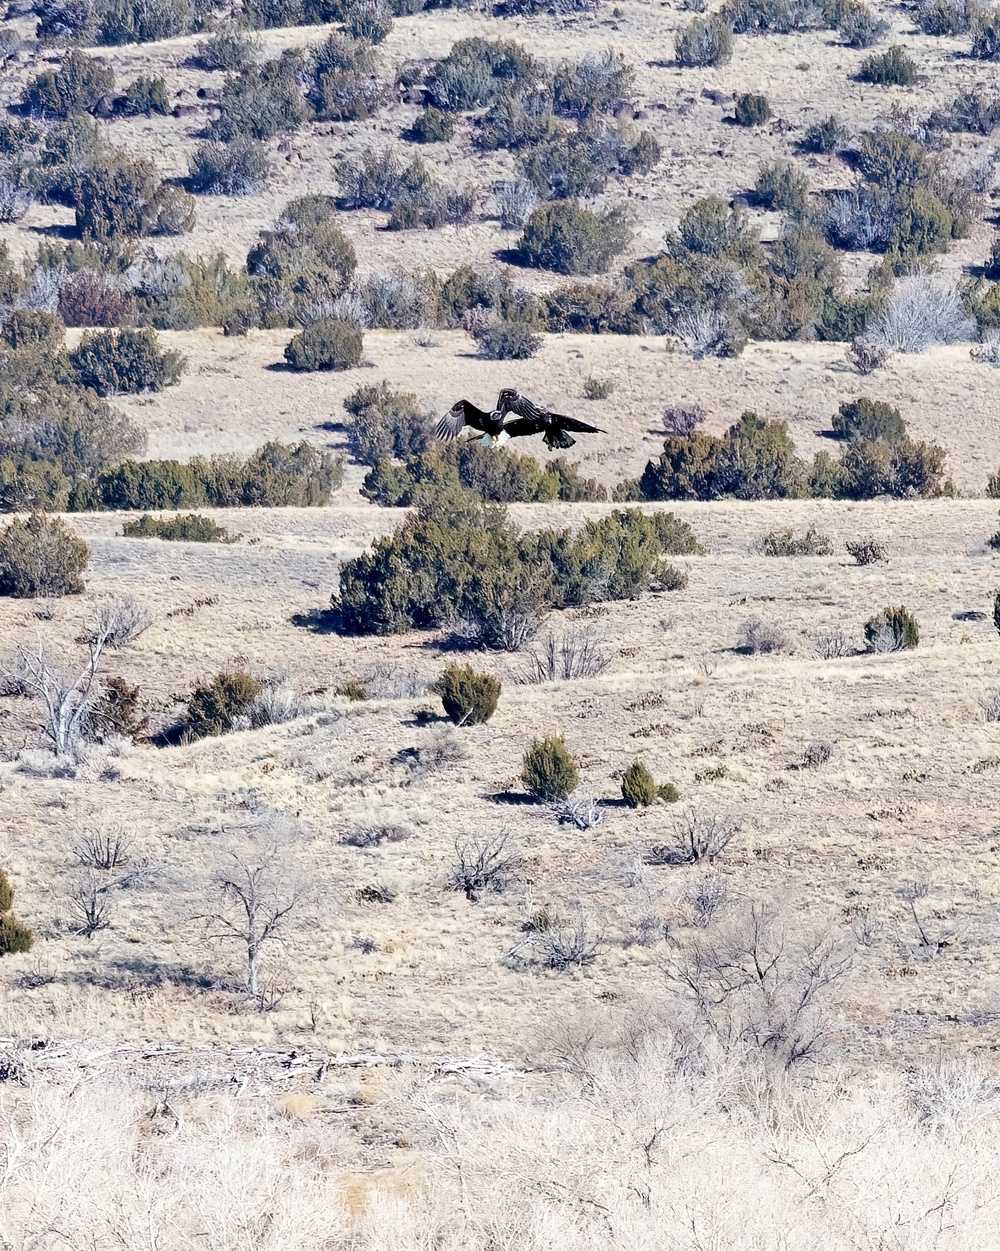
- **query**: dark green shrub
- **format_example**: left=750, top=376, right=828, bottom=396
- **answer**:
left=344, top=1, right=392, bottom=43
left=122, top=513, right=240, bottom=542
left=826, top=435, right=947, bottom=499
left=0, top=513, right=89, bottom=597
left=800, top=114, right=848, bottom=154
left=0, top=308, right=63, bottom=351
left=284, top=318, right=363, bottom=371
left=544, top=283, right=641, bottom=334
left=409, top=106, right=457, bottom=143
left=517, top=202, right=631, bottom=275
left=522, top=734, right=579, bottom=800
left=436, top=663, right=501, bottom=725
left=838, top=2, right=889, bottom=46
left=190, top=441, right=343, bottom=506
left=244, top=0, right=306, bottom=26
left=971, top=10, right=1000, bottom=59
left=658, top=781, right=680, bottom=803
left=675, top=196, right=759, bottom=258
left=71, top=328, right=186, bottom=395
left=345, top=382, right=431, bottom=465
left=189, top=139, right=270, bottom=196
left=72, top=157, right=194, bottom=239
left=622, top=759, right=657, bottom=808
left=734, top=93, right=772, bottom=127
left=429, top=37, right=539, bottom=111
left=23, top=51, right=114, bottom=118
left=209, top=53, right=309, bottom=142
left=675, top=16, right=734, bottom=66
left=832, top=397, right=905, bottom=443
left=470, top=321, right=542, bottom=360
left=91, top=676, right=149, bottom=742
left=864, top=605, right=919, bottom=651
left=754, top=160, right=808, bottom=213
left=857, top=45, right=919, bottom=85
left=0, top=869, right=33, bottom=957
left=182, top=671, right=262, bottom=739
left=583, top=376, right=613, bottom=400
left=96, top=460, right=203, bottom=510
left=196, top=26, right=262, bottom=71
left=246, top=197, right=356, bottom=318
left=516, top=133, right=607, bottom=200
left=96, top=0, right=194, bottom=44
left=118, top=76, right=169, bottom=117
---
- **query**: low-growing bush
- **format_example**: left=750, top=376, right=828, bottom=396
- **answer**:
left=345, top=383, right=431, bottom=465
left=96, top=0, right=195, bottom=44
left=429, top=37, right=540, bottom=111
left=23, top=51, right=115, bottom=118
left=196, top=26, right=262, bottom=71
left=838, top=2, right=889, bottom=46
left=621, top=759, right=656, bottom=808
left=435, top=663, right=501, bottom=725
left=0, top=869, right=34, bottom=957
left=864, top=604, right=919, bottom=651
left=675, top=15, right=734, bottom=66
left=734, top=93, right=772, bottom=128
left=0, top=514, right=89, bottom=598
left=846, top=536, right=888, bottom=564
left=470, top=320, right=542, bottom=360
left=583, top=376, right=614, bottom=399
left=753, top=160, right=808, bottom=213
left=756, top=527, right=833, bottom=556
left=409, top=106, right=457, bottom=143
left=971, top=10, right=1000, bottom=59
left=182, top=671, right=262, bottom=739
left=70, top=328, right=186, bottom=396
left=209, top=53, right=309, bottom=143
left=737, top=616, right=789, bottom=654
left=122, top=514, right=240, bottom=543
left=118, top=76, right=170, bottom=117
left=189, top=140, right=270, bottom=197
left=284, top=318, right=362, bottom=371
left=517, top=201, right=631, bottom=275
left=856, top=45, right=919, bottom=86
left=522, top=733, right=579, bottom=800
left=800, top=114, right=848, bottom=154
left=867, top=277, right=974, bottom=353
left=832, top=397, right=905, bottom=443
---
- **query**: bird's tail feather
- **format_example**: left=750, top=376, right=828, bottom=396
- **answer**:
left=547, top=431, right=576, bottom=450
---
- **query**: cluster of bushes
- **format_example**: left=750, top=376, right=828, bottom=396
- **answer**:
left=674, top=0, right=889, bottom=67
left=823, top=129, right=975, bottom=269
left=335, top=148, right=476, bottom=231
left=0, top=307, right=152, bottom=511
left=122, top=513, right=240, bottom=542
left=35, top=0, right=200, bottom=46
left=332, top=499, right=701, bottom=642
left=622, top=401, right=949, bottom=502
left=91, top=441, right=342, bottom=510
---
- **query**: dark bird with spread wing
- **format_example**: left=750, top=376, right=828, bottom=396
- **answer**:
left=496, top=388, right=604, bottom=451
left=435, top=389, right=604, bottom=451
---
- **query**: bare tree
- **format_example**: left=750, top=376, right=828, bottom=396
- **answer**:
left=68, top=872, right=113, bottom=937
left=201, top=847, right=305, bottom=1000
left=7, top=634, right=108, bottom=757
left=450, top=831, right=522, bottom=902
left=666, top=903, right=854, bottom=1069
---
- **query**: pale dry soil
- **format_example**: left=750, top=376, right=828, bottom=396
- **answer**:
left=2, top=489, right=1000, bottom=1072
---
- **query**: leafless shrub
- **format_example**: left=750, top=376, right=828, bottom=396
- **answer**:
left=68, top=872, right=113, bottom=937
left=799, top=741, right=833, bottom=769
left=364, top=661, right=429, bottom=699
left=0, top=176, right=31, bottom=224
left=898, top=879, right=950, bottom=953
left=684, top=872, right=730, bottom=927
left=845, top=536, right=888, bottom=565
left=406, top=728, right=468, bottom=776
left=341, top=821, right=411, bottom=847
left=450, top=831, right=522, bottom=902
left=846, top=335, right=890, bottom=375
left=907, top=1062, right=1000, bottom=1128
left=80, top=595, right=153, bottom=649
left=815, top=630, right=854, bottom=659
left=971, top=330, right=1000, bottom=367
left=667, top=902, right=854, bottom=1068
left=73, top=825, right=131, bottom=870
left=849, top=903, right=882, bottom=948
left=553, top=794, right=604, bottom=830
left=979, top=688, right=1000, bottom=722
left=540, top=917, right=603, bottom=970
left=356, top=880, right=396, bottom=904
left=662, top=404, right=705, bottom=436
left=523, top=629, right=611, bottom=682
left=495, top=178, right=540, bottom=229
left=352, top=268, right=437, bottom=330
left=737, top=616, right=788, bottom=655
left=868, top=277, right=975, bottom=354
left=6, top=636, right=109, bottom=756
left=249, top=684, right=323, bottom=727
left=676, top=308, right=744, bottom=359
left=650, top=809, right=741, bottom=865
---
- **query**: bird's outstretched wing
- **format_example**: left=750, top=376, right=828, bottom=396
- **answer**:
left=551, top=414, right=605, bottom=435
left=504, top=415, right=545, bottom=439
left=435, top=400, right=487, bottom=440
left=497, top=389, right=545, bottom=421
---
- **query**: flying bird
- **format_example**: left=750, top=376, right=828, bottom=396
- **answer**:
left=435, top=398, right=510, bottom=447
left=496, top=388, right=604, bottom=451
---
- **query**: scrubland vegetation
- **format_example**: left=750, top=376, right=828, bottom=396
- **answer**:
left=5, top=0, right=1000, bottom=1243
